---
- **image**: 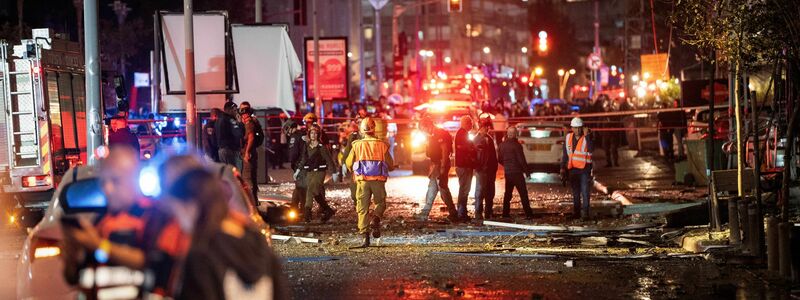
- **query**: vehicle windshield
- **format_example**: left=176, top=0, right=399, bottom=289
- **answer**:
left=519, top=125, right=564, bottom=138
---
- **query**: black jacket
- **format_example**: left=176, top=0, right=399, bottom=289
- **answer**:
left=426, top=128, right=452, bottom=165
left=498, top=138, right=528, bottom=174
left=454, top=128, right=477, bottom=168
left=288, top=131, right=305, bottom=170
left=474, top=132, right=498, bottom=173
left=215, top=113, right=242, bottom=151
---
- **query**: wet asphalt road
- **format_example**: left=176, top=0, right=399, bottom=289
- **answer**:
left=0, top=160, right=790, bottom=299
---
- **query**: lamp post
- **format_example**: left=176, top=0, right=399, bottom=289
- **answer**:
left=558, top=68, right=575, bottom=100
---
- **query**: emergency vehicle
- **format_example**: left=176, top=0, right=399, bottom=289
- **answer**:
left=1, top=29, right=88, bottom=227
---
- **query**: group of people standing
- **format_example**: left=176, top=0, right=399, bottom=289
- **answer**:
left=413, top=115, right=536, bottom=223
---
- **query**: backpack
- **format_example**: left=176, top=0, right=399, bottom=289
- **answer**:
left=252, top=119, right=265, bottom=147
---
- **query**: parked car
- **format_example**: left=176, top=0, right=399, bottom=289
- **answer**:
left=516, top=122, right=566, bottom=173
left=686, top=107, right=730, bottom=141
left=16, top=162, right=279, bottom=299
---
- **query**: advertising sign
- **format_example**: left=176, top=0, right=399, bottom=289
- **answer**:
left=640, top=53, right=670, bottom=80
left=305, top=37, right=348, bottom=101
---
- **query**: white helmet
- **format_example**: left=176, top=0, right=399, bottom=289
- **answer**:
left=570, top=117, right=584, bottom=128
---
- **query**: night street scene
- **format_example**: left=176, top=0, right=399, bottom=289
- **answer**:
left=1, top=0, right=800, bottom=299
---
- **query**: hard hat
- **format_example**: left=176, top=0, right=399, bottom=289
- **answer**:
left=570, top=117, right=584, bottom=128
left=360, top=117, right=376, bottom=134
left=303, top=113, right=317, bottom=123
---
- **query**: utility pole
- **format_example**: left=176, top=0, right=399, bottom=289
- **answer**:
left=84, top=0, right=102, bottom=164
left=184, top=0, right=197, bottom=146
left=593, top=0, right=602, bottom=96
left=312, top=0, right=322, bottom=117
left=255, top=0, right=262, bottom=23
left=374, top=7, right=383, bottom=98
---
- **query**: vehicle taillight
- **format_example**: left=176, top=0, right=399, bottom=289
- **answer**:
left=31, top=238, right=61, bottom=261
left=22, top=175, right=52, bottom=187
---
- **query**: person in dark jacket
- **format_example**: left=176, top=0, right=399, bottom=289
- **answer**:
left=473, top=117, right=498, bottom=220
left=215, top=101, right=243, bottom=168
left=107, top=116, right=141, bottom=158
left=454, top=116, right=477, bottom=221
left=286, top=121, right=307, bottom=211
left=204, top=109, right=221, bottom=162
left=415, top=117, right=459, bottom=222
left=296, top=125, right=336, bottom=223
left=498, top=127, right=534, bottom=219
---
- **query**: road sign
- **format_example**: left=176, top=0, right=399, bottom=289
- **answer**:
left=369, top=0, right=389, bottom=9
left=587, top=53, right=602, bottom=70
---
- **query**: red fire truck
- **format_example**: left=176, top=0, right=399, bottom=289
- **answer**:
left=1, top=29, right=88, bottom=227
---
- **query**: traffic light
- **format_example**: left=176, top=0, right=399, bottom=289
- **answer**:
left=538, top=31, right=548, bottom=53
left=448, top=0, right=462, bottom=12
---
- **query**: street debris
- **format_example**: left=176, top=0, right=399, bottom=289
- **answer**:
left=285, top=256, right=341, bottom=263
left=430, top=251, right=559, bottom=259
left=580, top=236, right=609, bottom=246
left=272, top=234, right=322, bottom=244
left=564, top=260, right=574, bottom=267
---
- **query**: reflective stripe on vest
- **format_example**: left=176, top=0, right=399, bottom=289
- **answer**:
left=566, top=133, right=592, bottom=169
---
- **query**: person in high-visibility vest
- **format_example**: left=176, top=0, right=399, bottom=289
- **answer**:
left=345, top=118, right=394, bottom=248
left=560, top=117, right=594, bottom=220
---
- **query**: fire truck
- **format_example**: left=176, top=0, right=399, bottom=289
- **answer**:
left=1, top=29, right=88, bottom=227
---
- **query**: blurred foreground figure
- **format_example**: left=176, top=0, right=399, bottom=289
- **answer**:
left=163, top=162, right=288, bottom=300
left=61, top=145, right=150, bottom=297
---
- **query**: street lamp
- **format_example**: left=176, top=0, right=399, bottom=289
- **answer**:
left=558, top=67, right=575, bottom=100
left=534, top=67, right=543, bottom=76
left=483, top=46, right=491, bottom=54
left=444, top=56, right=452, bottom=63
left=521, top=47, right=528, bottom=54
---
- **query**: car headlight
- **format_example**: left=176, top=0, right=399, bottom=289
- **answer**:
left=411, top=130, right=427, bottom=149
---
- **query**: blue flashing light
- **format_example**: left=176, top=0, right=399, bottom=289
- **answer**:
left=571, top=106, right=580, bottom=111
left=139, top=166, right=161, bottom=197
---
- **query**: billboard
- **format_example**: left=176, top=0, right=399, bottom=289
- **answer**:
left=304, top=37, right=348, bottom=101
left=640, top=53, right=669, bottom=80
left=157, top=12, right=238, bottom=112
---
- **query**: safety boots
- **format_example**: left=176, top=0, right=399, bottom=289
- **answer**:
left=370, top=216, right=381, bottom=238
left=351, top=231, right=370, bottom=249
left=320, top=208, right=335, bottom=224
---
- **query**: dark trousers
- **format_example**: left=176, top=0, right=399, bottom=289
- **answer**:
left=474, top=170, right=496, bottom=219
left=242, top=153, right=258, bottom=204
left=455, top=167, right=474, bottom=219
left=218, top=148, right=240, bottom=169
left=502, top=172, right=533, bottom=217
left=570, top=171, right=591, bottom=217
left=659, top=129, right=675, bottom=160
left=602, top=133, right=619, bottom=166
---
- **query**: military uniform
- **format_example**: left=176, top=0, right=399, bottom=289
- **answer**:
left=298, top=139, right=336, bottom=222
left=345, top=126, right=393, bottom=247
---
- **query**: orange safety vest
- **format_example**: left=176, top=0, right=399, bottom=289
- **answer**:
left=350, top=137, right=390, bottom=181
left=565, top=133, right=592, bottom=169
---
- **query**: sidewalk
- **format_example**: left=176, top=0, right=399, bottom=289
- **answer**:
left=592, top=148, right=707, bottom=206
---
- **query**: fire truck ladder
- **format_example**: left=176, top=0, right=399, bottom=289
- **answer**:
left=1, top=40, right=41, bottom=168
